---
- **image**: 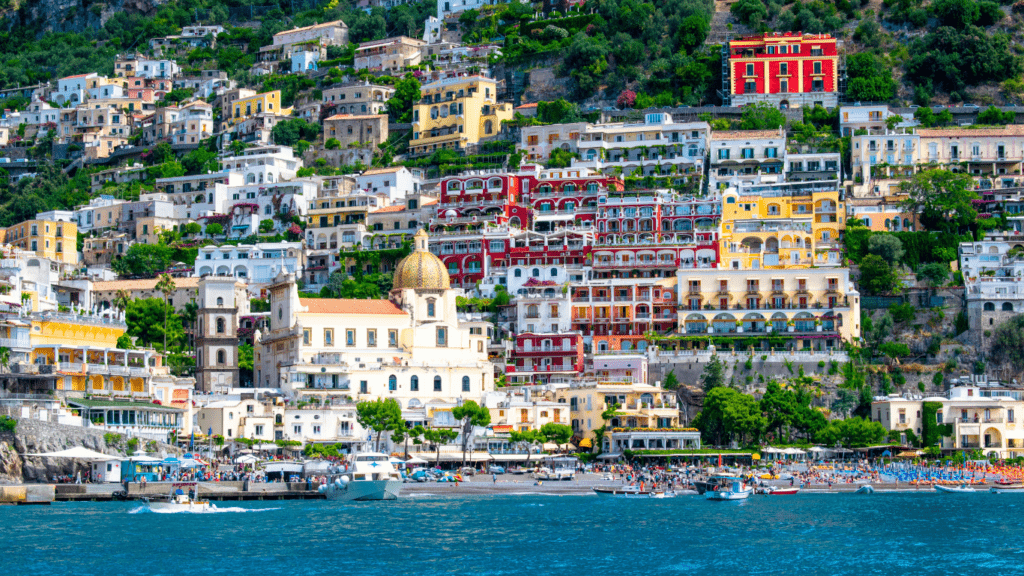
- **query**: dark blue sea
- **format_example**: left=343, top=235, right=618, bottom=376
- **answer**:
left=5, top=492, right=1024, bottom=575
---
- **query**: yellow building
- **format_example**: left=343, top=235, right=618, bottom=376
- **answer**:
left=410, top=75, right=512, bottom=155
left=554, top=382, right=680, bottom=444
left=719, top=186, right=844, bottom=269
left=0, top=219, right=78, bottom=265
left=228, top=90, right=286, bottom=126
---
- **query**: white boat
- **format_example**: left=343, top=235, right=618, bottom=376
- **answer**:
left=321, top=452, right=403, bottom=502
left=534, top=467, right=576, bottom=481
left=989, top=484, right=1024, bottom=494
left=934, top=484, right=977, bottom=494
left=705, top=479, right=753, bottom=501
left=145, top=485, right=211, bottom=512
left=593, top=486, right=675, bottom=499
left=854, top=485, right=875, bottom=495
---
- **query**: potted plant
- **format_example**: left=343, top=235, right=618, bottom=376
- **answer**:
left=787, top=319, right=796, bottom=333
left=735, top=319, right=743, bottom=333
left=814, top=318, right=823, bottom=332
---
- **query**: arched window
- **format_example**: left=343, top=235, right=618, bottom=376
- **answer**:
left=216, top=297, right=224, bottom=306
left=217, top=349, right=226, bottom=364
left=1003, top=302, right=1014, bottom=311
left=514, top=269, right=522, bottom=277
left=462, top=376, right=470, bottom=392
left=984, top=302, right=996, bottom=311
left=410, top=375, right=419, bottom=391
left=216, top=318, right=225, bottom=334
left=532, top=268, right=540, bottom=277
left=550, top=268, right=558, bottom=277
left=433, top=376, right=442, bottom=391
left=389, top=375, right=397, bottom=391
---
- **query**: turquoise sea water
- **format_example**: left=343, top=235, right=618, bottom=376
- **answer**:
left=5, top=492, right=1024, bottom=575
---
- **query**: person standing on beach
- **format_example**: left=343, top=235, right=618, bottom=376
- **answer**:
left=492, top=473, right=497, bottom=484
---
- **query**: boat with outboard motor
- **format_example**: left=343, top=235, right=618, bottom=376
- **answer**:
left=321, top=452, right=403, bottom=501
left=143, top=483, right=211, bottom=512
left=705, top=477, right=753, bottom=501
left=935, top=484, right=977, bottom=494
left=593, top=485, right=677, bottom=498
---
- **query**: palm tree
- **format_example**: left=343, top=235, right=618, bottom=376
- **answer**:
left=113, top=289, right=131, bottom=318
left=155, top=273, right=176, bottom=353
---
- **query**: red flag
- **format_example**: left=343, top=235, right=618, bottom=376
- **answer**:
left=718, top=454, right=722, bottom=468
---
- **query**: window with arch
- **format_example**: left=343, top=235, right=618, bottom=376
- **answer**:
left=410, top=375, right=419, bottom=391
left=216, top=317, right=225, bottom=334
left=514, top=269, right=522, bottom=277
left=216, top=297, right=224, bottom=306
left=1003, top=302, right=1014, bottom=311
left=462, top=376, right=470, bottom=392
left=984, top=302, right=996, bottom=311
left=532, top=268, right=540, bottom=277
left=217, top=349, right=226, bottom=364
left=389, top=375, right=397, bottom=391
left=433, top=376, right=442, bottom=391
left=550, top=268, right=558, bottom=277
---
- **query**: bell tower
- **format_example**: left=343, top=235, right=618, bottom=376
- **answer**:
left=195, top=276, right=240, bottom=392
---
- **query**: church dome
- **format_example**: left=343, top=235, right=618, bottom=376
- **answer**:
left=392, top=230, right=450, bottom=290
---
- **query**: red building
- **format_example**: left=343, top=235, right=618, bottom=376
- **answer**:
left=727, top=32, right=840, bottom=109
left=431, top=173, right=526, bottom=233
left=507, top=333, right=585, bottom=383
left=517, top=165, right=624, bottom=232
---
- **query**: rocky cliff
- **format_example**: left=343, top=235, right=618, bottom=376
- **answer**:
left=0, top=417, right=176, bottom=484
left=3, top=0, right=165, bottom=35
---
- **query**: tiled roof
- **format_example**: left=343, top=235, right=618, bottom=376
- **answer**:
left=361, top=167, right=405, bottom=176
left=299, top=298, right=406, bottom=315
left=274, top=20, right=346, bottom=36
left=712, top=130, right=783, bottom=141
left=93, top=278, right=201, bottom=292
left=324, top=113, right=386, bottom=121
left=372, top=205, right=407, bottom=213
left=916, top=125, right=1024, bottom=138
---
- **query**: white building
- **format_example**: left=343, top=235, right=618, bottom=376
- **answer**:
left=194, top=242, right=305, bottom=292
left=355, top=166, right=420, bottom=201
left=572, top=114, right=710, bottom=180
left=255, top=230, right=494, bottom=424
left=136, top=59, right=181, bottom=79
left=220, top=145, right=302, bottom=185
left=224, top=180, right=319, bottom=237
left=53, top=73, right=98, bottom=106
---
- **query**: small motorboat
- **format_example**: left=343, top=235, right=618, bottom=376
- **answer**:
left=989, top=484, right=1024, bottom=494
left=935, top=484, right=977, bottom=494
left=593, top=486, right=674, bottom=499
left=145, top=485, right=211, bottom=512
left=705, top=479, right=753, bottom=501
left=854, top=485, right=875, bottom=495
left=762, top=486, right=800, bottom=495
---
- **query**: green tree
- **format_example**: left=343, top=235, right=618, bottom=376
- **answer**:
left=739, top=102, right=786, bottom=130
left=675, top=13, right=710, bottom=54
left=451, top=400, right=491, bottom=465
left=155, top=273, right=176, bottom=353
left=730, top=0, right=768, bottom=26
left=271, top=118, right=321, bottom=147
left=540, top=422, right=574, bottom=448
left=868, top=234, right=904, bottom=264
left=815, top=417, right=886, bottom=448
left=184, top=222, right=202, bottom=236
left=509, top=429, right=542, bottom=464
left=991, top=316, right=1024, bottom=370
left=977, top=105, right=1015, bottom=125
left=700, top=354, right=726, bottom=393
left=386, top=74, right=421, bottom=123
left=899, top=170, right=978, bottom=235
left=111, top=243, right=175, bottom=278
left=325, top=137, right=341, bottom=150
left=356, top=398, right=404, bottom=452
left=422, top=426, right=459, bottom=464
left=125, top=298, right=184, bottom=350
left=206, top=223, right=223, bottom=236
left=858, top=255, right=900, bottom=295
left=931, top=0, right=980, bottom=30
left=917, top=262, right=949, bottom=288
left=693, top=387, right=766, bottom=446
left=661, top=370, right=679, bottom=390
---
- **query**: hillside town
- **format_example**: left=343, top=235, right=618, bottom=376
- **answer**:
left=2, top=2, right=1024, bottom=474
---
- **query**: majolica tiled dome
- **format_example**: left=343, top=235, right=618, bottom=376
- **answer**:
left=393, top=230, right=450, bottom=290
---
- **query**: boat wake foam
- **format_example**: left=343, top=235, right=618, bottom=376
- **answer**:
left=129, top=506, right=281, bottom=514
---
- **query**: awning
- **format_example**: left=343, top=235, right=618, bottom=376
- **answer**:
left=598, top=453, right=623, bottom=460
left=23, top=447, right=118, bottom=462
left=405, top=456, right=428, bottom=465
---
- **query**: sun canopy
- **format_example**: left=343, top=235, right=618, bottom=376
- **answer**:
left=24, top=447, right=119, bottom=462
left=405, top=456, right=428, bottom=464
left=234, top=454, right=259, bottom=464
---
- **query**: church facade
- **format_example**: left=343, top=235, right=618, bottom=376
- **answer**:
left=254, top=230, right=495, bottom=423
